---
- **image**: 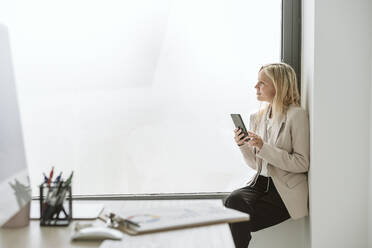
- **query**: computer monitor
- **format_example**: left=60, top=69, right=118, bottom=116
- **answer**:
left=0, top=24, right=31, bottom=228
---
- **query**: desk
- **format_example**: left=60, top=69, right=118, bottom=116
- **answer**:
left=0, top=199, right=235, bottom=248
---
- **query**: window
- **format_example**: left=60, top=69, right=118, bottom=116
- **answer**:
left=0, top=0, right=300, bottom=196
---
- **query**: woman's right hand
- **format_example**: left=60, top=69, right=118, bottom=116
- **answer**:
left=234, top=128, right=249, bottom=146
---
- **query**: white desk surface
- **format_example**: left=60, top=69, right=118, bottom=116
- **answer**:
left=0, top=199, right=235, bottom=248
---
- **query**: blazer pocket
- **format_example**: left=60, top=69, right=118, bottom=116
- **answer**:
left=284, top=174, right=306, bottom=188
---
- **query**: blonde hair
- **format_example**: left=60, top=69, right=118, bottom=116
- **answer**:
left=254, top=62, right=300, bottom=131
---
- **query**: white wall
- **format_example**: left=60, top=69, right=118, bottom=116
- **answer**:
left=301, top=1, right=314, bottom=247
left=369, top=13, right=372, bottom=248
left=302, top=0, right=372, bottom=247
left=370, top=39, right=372, bottom=247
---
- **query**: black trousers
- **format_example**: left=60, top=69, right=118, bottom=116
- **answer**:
left=223, top=175, right=290, bottom=248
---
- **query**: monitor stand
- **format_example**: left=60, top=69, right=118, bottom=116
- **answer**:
left=2, top=202, right=30, bottom=228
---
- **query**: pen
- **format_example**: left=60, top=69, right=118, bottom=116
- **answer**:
left=41, top=170, right=53, bottom=214
left=55, top=172, right=62, bottom=183
left=115, top=215, right=140, bottom=228
left=47, top=166, right=54, bottom=187
left=123, top=218, right=140, bottom=228
left=42, top=173, right=48, bottom=184
left=56, top=180, right=64, bottom=195
left=64, top=171, right=74, bottom=187
left=48, top=180, right=67, bottom=220
left=54, top=185, right=69, bottom=217
left=53, top=171, right=73, bottom=220
left=42, top=194, right=59, bottom=221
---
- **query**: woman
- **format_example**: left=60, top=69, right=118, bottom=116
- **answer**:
left=224, top=62, right=310, bottom=248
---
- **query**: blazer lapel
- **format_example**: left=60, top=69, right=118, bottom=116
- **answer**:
left=272, top=112, right=287, bottom=144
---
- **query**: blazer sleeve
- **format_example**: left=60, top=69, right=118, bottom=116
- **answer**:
left=256, top=109, right=310, bottom=173
left=238, top=113, right=257, bottom=170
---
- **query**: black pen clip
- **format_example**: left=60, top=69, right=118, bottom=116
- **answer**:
left=107, top=212, right=140, bottom=228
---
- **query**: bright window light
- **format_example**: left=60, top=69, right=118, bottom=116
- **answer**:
left=0, top=0, right=281, bottom=195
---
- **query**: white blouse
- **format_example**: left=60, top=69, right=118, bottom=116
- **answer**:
left=260, top=109, right=274, bottom=177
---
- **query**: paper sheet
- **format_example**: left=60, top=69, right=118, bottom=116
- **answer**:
left=102, top=202, right=248, bottom=234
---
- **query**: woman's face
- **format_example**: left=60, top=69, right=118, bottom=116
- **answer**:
left=255, top=70, right=276, bottom=104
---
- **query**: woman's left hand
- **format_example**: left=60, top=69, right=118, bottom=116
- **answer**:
left=247, top=131, right=264, bottom=150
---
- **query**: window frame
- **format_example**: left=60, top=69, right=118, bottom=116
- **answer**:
left=36, top=0, right=301, bottom=202
left=281, top=0, right=302, bottom=92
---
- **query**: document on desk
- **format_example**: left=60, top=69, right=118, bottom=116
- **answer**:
left=99, top=202, right=249, bottom=235
left=99, top=223, right=235, bottom=248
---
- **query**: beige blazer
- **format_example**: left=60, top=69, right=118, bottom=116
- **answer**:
left=239, top=105, right=310, bottom=219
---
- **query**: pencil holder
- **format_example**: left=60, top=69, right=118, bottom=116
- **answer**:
left=39, top=182, right=72, bottom=226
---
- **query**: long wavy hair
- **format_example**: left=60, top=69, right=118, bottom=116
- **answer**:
left=253, top=62, right=300, bottom=132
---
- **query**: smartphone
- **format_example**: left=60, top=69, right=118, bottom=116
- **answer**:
left=230, top=114, right=251, bottom=141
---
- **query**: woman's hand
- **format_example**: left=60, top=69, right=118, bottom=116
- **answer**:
left=234, top=128, right=250, bottom=146
left=247, top=131, right=264, bottom=150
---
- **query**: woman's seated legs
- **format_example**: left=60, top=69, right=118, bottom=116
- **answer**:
left=223, top=177, right=290, bottom=248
